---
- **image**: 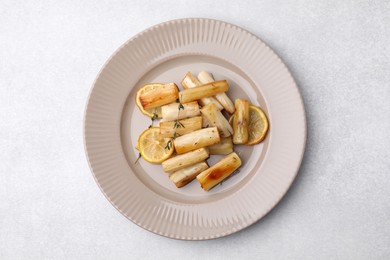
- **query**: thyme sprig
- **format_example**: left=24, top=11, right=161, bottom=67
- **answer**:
left=172, top=103, right=186, bottom=130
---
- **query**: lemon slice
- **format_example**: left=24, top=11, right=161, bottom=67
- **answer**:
left=138, top=127, right=174, bottom=164
left=135, top=83, right=163, bottom=118
left=247, top=105, right=269, bottom=145
left=228, top=105, right=269, bottom=145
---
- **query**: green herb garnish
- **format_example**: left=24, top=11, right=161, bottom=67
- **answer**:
left=134, top=153, right=142, bottom=164
left=174, top=120, right=185, bottom=129
left=165, top=140, right=173, bottom=150
left=151, top=113, right=158, bottom=121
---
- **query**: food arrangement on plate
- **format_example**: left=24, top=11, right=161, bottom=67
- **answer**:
left=84, top=19, right=306, bottom=239
left=135, top=71, right=269, bottom=191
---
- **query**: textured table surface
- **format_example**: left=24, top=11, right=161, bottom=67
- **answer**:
left=1, top=1, right=389, bottom=259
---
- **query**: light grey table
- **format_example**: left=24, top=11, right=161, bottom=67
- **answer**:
left=1, top=1, right=389, bottom=259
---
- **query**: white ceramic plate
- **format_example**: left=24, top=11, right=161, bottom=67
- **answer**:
left=84, top=18, right=306, bottom=240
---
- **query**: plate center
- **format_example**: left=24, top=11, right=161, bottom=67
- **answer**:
left=120, top=54, right=270, bottom=203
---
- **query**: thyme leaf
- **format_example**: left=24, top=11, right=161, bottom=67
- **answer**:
left=149, top=113, right=158, bottom=127
left=173, top=132, right=181, bottom=139
left=173, top=120, right=185, bottom=129
left=151, top=113, right=158, bottom=121
left=134, top=153, right=142, bottom=164
left=165, top=140, right=173, bottom=151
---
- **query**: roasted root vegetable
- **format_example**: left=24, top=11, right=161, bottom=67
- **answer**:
left=208, top=137, right=233, bottom=155
left=197, top=152, right=242, bottom=191
left=181, top=71, right=201, bottom=88
left=159, top=116, right=202, bottom=138
left=161, top=101, right=200, bottom=122
left=174, top=127, right=220, bottom=154
left=179, top=80, right=229, bottom=104
left=201, top=103, right=233, bottom=137
left=169, top=162, right=209, bottom=188
left=232, top=99, right=250, bottom=144
left=197, top=71, right=235, bottom=114
left=162, top=148, right=209, bottom=173
left=135, top=70, right=270, bottom=192
left=202, top=114, right=211, bottom=128
left=181, top=72, right=223, bottom=110
left=139, top=83, right=179, bottom=110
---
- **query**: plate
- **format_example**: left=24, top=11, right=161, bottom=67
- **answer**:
left=84, top=18, right=306, bottom=240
